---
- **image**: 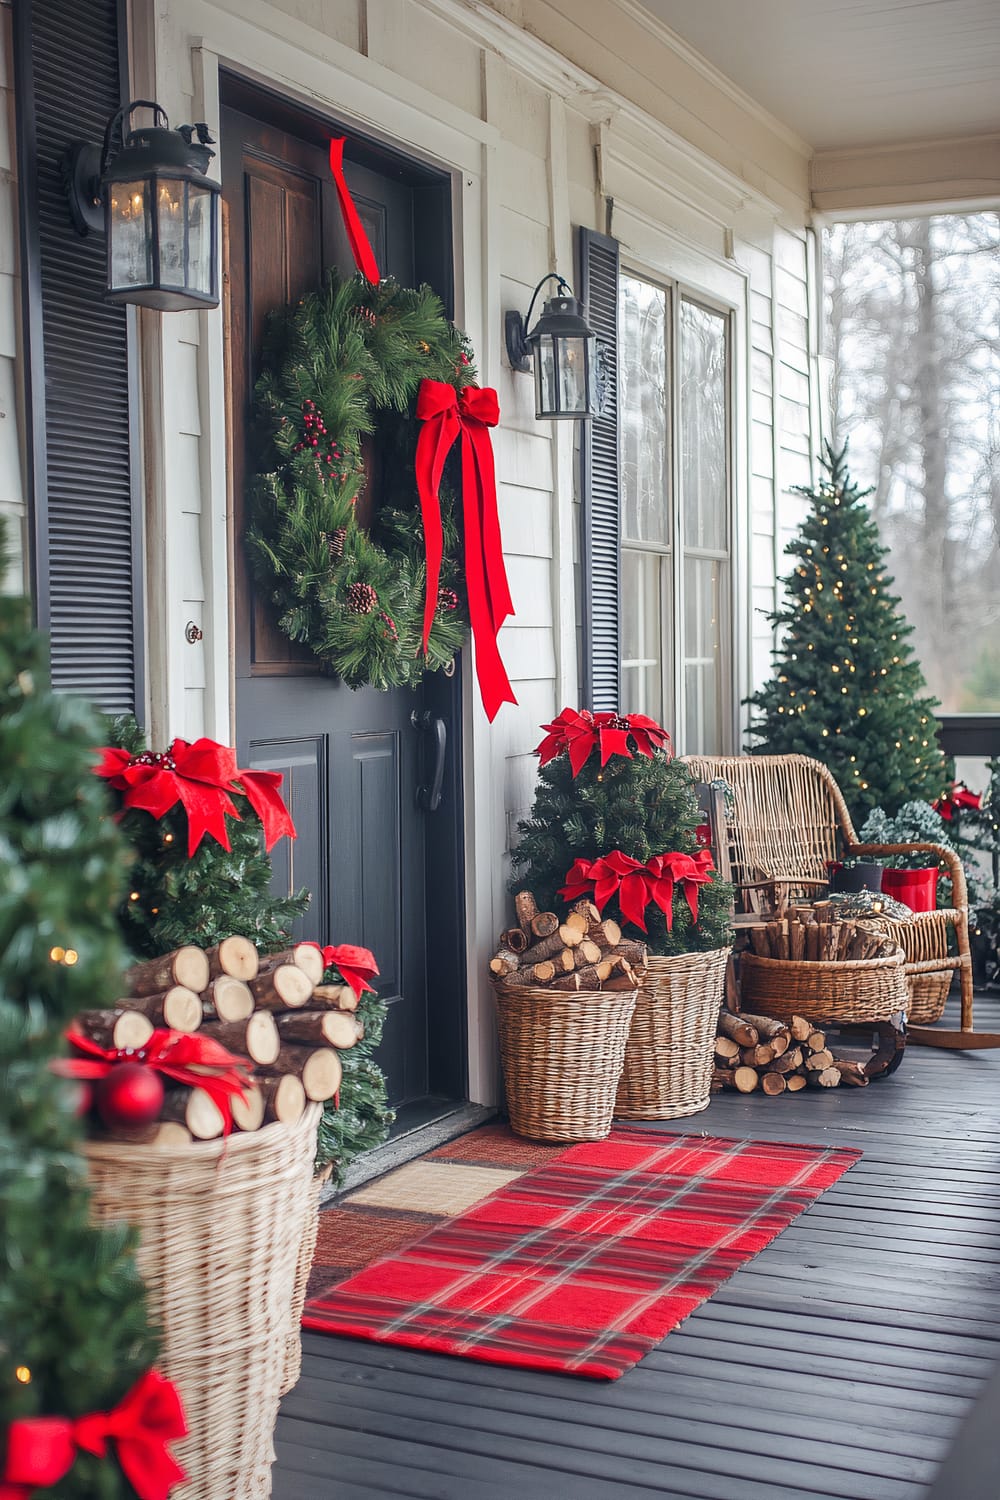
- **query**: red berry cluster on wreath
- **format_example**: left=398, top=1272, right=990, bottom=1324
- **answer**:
left=437, top=587, right=459, bottom=614
left=294, top=399, right=349, bottom=484
left=379, top=611, right=399, bottom=643
left=347, top=581, right=378, bottom=615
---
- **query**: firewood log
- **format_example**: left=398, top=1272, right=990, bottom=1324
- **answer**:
left=570, top=899, right=602, bottom=924
left=257, top=1073, right=306, bottom=1124
left=550, top=971, right=583, bottom=991
left=563, top=910, right=589, bottom=936
left=736, top=1010, right=791, bottom=1044
left=574, top=940, right=603, bottom=968
left=594, top=958, right=615, bottom=983
left=614, top=939, right=648, bottom=967
left=201, top=1012, right=279, bottom=1066
left=733, top=1065, right=759, bottom=1094
left=514, top=891, right=539, bottom=935
left=805, top=1030, right=827, bottom=1053
left=570, top=964, right=602, bottom=989
left=807, top=1066, right=841, bottom=1088
left=501, top=927, right=529, bottom=954
left=230, top=1082, right=266, bottom=1132
left=248, top=963, right=313, bottom=1010
left=714, top=1036, right=741, bottom=1062
left=748, top=927, right=771, bottom=958
left=264, top=943, right=325, bottom=986
left=831, top=1058, right=870, bottom=1087
left=274, top=1010, right=363, bottom=1049
left=769, top=1032, right=790, bottom=1059
left=126, top=946, right=210, bottom=997
left=769, top=1046, right=804, bottom=1074
left=761, top=1072, right=786, bottom=1096
left=805, top=923, right=821, bottom=962
left=127, top=985, right=202, bottom=1033
left=259, top=1044, right=342, bottom=1102
left=310, top=983, right=360, bottom=1014
left=489, top=949, right=520, bottom=977
left=717, top=1010, right=759, bottom=1047
left=785, top=1073, right=808, bottom=1092
left=205, top=935, right=260, bottom=983
left=520, top=931, right=570, bottom=964
left=161, top=1086, right=226, bottom=1139
left=599, top=975, right=638, bottom=991
left=148, top=1120, right=194, bottom=1147
left=201, top=975, right=254, bottom=1023
left=529, top=911, right=560, bottom=939
left=743, top=1043, right=776, bottom=1068
left=712, top=1066, right=736, bottom=1088
left=789, top=921, right=806, bottom=961
left=803, top=1048, right=835, bottom=1072
left=77, top=1009, right=154, bottom=1051
left=788, top=1014, right=814, bottom=1042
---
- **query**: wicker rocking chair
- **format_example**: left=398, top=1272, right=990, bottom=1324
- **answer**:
left=681, top=753, right=990, bottom=1049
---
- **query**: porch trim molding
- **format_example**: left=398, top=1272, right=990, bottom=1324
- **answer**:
left=812, top=131, right=1000, bottom=216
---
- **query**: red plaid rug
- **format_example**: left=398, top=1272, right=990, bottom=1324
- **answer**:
left=303, top=1129, right=860, bottom=1379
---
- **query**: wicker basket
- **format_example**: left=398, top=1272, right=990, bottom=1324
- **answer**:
left=739, top=947, right=909, bottom=1025
left=494, top=983, right=637, bottom=1141
left=615, top=948, right=730, bottom=1121
left=281, top=1167, right=328, bottom=1395
left=85, top=1104, right=322, bottom=1500
left=881, top=912, right=957, bottom=1024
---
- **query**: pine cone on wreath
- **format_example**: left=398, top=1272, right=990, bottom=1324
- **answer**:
left=347, top=581, right=378, bottom=615
left=324, top=527, right=347, bottom=563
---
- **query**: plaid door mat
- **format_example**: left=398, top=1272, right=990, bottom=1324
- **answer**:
left=304, top=1127, right=860, bottom=1379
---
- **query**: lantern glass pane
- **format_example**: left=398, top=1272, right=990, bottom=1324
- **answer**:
left=534, top=335, right=557, bottom=415
left=108, top=179, right=152, bottom=290
left=156, top=176, right=187, bottom=289
left=556, top=335, right=589, bottom=415
left=185, top=183, right=214, bottom=296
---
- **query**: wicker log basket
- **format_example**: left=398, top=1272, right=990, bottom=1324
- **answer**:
left=739, top=946, right=909, bottom=1025
left=85, top=1104, right=322, bottom=1500
left=282, top=1167, right=329, bottom=1395
left=494, top=983, right=637, bottom=1142
left=615, top=948, right=730, bottom=1121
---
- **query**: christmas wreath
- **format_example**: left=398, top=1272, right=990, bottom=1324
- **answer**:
left=248, top=272, right=478, bottom=692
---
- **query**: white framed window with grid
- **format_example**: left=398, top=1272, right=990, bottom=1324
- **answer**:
left=618, top=268, right=734, bottom=754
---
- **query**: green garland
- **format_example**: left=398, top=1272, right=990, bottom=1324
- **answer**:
left=248, top=272, right=476, bottom=690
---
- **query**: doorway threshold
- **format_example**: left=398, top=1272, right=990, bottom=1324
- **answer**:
left=321, top=1101, right=497, bottom=1203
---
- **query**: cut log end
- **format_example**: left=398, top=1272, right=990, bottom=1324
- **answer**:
left=206, top=935, right=260, bottom=983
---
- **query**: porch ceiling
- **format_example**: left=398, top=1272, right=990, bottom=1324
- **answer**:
left=637, top=0, right=1000, bottom=211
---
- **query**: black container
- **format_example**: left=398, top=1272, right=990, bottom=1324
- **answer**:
left=829, top=860, right=884, bottom=894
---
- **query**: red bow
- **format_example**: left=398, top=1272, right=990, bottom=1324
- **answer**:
left=0, top=1369, right=186, bottom=1500
left=306, top=942, right=380, bottom=1000
left=95, top=739, right=296, bottom=855
left=415, top=379, right=516, bottom=722
left=536, top=708, right=672, bottom=777
left=933, top=782, right=982, bottom=821
left=53, top=1029, right=251, bottom=1135
left=328, top=138, right=380, bottom=285
left=560, top=848, right=715, bottom=932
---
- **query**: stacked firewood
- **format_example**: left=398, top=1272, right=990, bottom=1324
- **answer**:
left=76, top=936, right=362, bottom=1143
left=746, top=906, right=898, bottom=962
left=489, top=892, right=648, bottom=992
left=712, top=1008, right=870, bottom=1095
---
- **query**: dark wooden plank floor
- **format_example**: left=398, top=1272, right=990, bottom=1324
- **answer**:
left=274, top=994, right=1000, bottom=1499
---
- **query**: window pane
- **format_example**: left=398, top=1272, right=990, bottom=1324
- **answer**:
left=680, top=299, right=728, bottom=551
left=683, top=555, right=728, bottom=753
left=619, top=274, right=670, bottom=546
left=621, top=548, right=669, bottom=724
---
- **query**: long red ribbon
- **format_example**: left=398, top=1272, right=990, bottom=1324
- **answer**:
left=54, top=1029, right=251, bottom=1135
left=560, top=848, right=715, bottom=933
left=0, top=1369, right=187, bottom=1500
left=414, top=379, right=517, bottom=722
left=328, top=138, right=380, bottom=285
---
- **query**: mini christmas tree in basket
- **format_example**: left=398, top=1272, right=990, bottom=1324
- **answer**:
left=511, top=709, right=734, bottom=1121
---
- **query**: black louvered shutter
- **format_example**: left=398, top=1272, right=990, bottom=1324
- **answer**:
left=579, top=227, right=620, bottom=711
left=14, top=0, right=143, bottom=715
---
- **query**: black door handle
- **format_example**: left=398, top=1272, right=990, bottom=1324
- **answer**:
left=412, top=711, right=447, bottom=812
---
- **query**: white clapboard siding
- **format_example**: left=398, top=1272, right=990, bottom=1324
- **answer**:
left=0, top=19, right=27, bottom=592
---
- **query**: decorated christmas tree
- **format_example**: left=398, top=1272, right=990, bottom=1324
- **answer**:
left=511, top=710, right=732, bottom=956
left=939, top=764, right=1000, bottom=985
left=747, top=442, right=948, bottom=821
left=0, top=538, right=185, bottom=1497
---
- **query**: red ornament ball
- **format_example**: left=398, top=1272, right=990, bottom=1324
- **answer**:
left=96, top=1063, right=165, bottom=1129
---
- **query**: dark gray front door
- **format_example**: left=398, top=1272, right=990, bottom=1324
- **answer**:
left=221, top=82, right=466, bottom=1115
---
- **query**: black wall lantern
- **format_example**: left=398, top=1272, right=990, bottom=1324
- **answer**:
left=64, top=100, right=221, bottom=312
left=505, top=273, right=597, bottom=420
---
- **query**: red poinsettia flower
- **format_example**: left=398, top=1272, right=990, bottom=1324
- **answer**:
left=535, top=708, right=672, bottom=777
left=932, top=782, right=982, bottom=821
left=95, top=739, right=296, bottom=856
left=559, top=847, right=714, bottom=932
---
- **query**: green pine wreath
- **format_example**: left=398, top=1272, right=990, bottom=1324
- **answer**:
left=248, top=272, right=475, bottom=690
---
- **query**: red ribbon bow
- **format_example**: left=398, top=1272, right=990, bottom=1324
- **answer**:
left=53, top=1029, right=251, bottom=1135
left=536, top=708, right=672, bottom=777
left=328, top=138, right=380, bottom=285
left=95, top=740, right=296, bottom=855
left=560, top=848, right=715, bottom=932
left=0, top=1369, right=187, bottom=1500
left=415, top=379, right=517, bottom=722
left=932, top=782, right=982, bottom=821
left=305, top=942, right=380, bottom=1000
